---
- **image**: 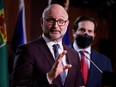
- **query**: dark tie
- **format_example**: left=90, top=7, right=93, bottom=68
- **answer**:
left=53, top=44, right=60, bottom=59
left=80, top=51, right=88, bottom=85
left=52, top=44, right=66, bottom=85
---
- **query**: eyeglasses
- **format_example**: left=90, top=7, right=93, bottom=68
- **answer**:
left=44, top=18, right=68, bottom=26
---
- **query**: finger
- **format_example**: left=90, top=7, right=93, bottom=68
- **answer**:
left=52, top=50, right=67, bottom=71
left=63, top=64, right=72, bottom=70
left=52, top=60, right=59, bottom=70
left=57, top=50, right=67, bottom=62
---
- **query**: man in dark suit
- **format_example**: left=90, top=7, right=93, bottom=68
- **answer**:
left=11, top=4, right=84, bottom=87
left=70, top=15, right=113, bottom=87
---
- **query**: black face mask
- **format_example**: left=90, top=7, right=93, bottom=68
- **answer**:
left=75, top=33, right=93, bottom=48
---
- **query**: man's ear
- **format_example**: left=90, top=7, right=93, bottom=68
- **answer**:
left=72, top=29, right=76, bottom=37
left=93, top=32, right=96, bottom=39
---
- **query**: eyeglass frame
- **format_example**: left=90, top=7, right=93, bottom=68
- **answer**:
left=43, top=18, right=68, bottom=26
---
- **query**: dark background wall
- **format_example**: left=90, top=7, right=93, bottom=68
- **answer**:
left=4, top=0, right=116, bottom=75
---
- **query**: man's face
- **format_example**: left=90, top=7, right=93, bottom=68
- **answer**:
left=74, top=20, right=95, bottom=39
left=41, top=5, right=69, bottom=42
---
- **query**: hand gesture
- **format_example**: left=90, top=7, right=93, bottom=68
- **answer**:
left=48, top=50, right=72, bottom=81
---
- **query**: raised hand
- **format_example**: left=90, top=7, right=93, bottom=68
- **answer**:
left=48, top=50, right=72, bottom=81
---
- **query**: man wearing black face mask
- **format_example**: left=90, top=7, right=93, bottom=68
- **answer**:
left=75, top=33, right=93, bottom=49
left=70, top=15, right=113, bottom=87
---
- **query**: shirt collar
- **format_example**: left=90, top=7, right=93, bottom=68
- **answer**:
left=73, top=40, right=91, bottom=54
left=42, top=34, right=63, bottom=50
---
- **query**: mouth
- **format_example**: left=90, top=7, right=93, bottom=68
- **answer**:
left=50, top=30, right=60, bottom=34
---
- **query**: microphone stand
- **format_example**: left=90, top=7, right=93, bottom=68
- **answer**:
left=83, top=53, right=103, bottom=73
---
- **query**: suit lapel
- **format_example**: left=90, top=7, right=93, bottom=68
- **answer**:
left=37, top=37, right=55, bottom=67
left=87, top=50, right=101, bottom=85
left=62, top=45, right=73, bottom=85
left=37, top=37, right=62, bottom=85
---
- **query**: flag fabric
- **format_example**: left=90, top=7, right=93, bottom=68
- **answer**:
left=0, top=0, right=9, bottom=87
left=62, top=26, right=70, bottom=45
left=12, top=0, right=27, bottom=52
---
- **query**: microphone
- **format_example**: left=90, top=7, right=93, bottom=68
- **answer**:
left=81, top=52, right=103, bottom=73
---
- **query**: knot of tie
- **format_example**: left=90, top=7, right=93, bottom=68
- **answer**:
left=53, top=44, right=59, bottom=50
left=80, top=50, right=87, bottom=54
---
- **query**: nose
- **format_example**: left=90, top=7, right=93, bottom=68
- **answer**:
left=53, top=21, right=59, bottom=28
left=84, top=31, right=87, bottom=34
left=83, top=29, right=88, bottom=34
left=84, top=33, right=88, bottom=36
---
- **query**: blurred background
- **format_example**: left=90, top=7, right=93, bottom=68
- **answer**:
left=4, top=0, right=116, bottom=77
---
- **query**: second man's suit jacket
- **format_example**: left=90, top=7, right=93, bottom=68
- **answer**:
left=11, top=36, right=84, bottom=87
left=86, top=50, right=112, bottom=87
left=70, top=43, right=112, bottom=87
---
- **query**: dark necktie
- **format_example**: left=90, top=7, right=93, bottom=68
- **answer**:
left=53, top=44, right=60, bottom=59
left=80, top=51, right=88, bottom=85
left=52, top=44, right=66, bottom=85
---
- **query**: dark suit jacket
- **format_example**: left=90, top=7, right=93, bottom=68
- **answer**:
left=70, top=43, right=113, bottom=87
left=87, top=50, right=112, bottom=87
left=11, top=36, right=84, bottom=87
